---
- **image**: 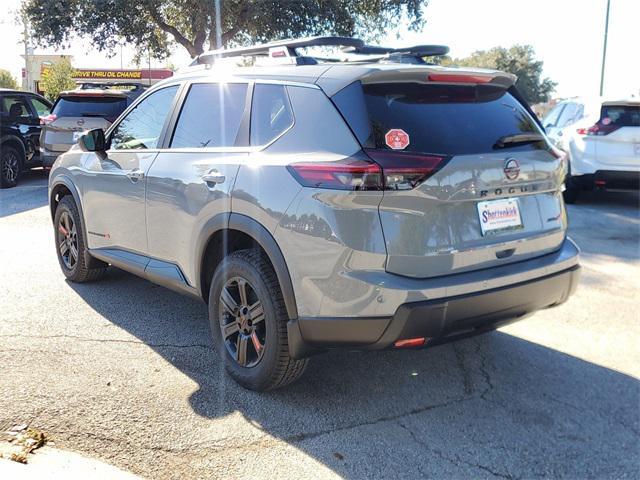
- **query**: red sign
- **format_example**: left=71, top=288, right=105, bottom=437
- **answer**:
left=385, top=129, right=410, bottom=150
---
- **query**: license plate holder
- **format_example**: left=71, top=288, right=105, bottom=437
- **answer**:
left=477, top=198, right=523, bottom=236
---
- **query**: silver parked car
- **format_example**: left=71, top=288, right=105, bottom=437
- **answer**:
left=48, top=37, right=580, bottom=391
left=40, top=84, right=146, bottom=167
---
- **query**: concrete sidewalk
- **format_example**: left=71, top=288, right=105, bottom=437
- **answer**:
left=0, top=446, right=140, bottom=479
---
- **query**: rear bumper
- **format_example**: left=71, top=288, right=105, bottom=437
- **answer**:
left=571, top=170, right=640, bottom=191
left=40, top=147, right=69, bottom=167
left=288, top=239, right=580, bottom=358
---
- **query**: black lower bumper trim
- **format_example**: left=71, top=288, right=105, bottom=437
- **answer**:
left=571, top=170, right=640, bottom=191
left=288, top=265, right=580, bottom=359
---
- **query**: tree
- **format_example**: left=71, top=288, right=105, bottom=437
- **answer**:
left=0, top=69, right=19, bottom=89
left=23, top=0, right=428, bottom=60
left=40, top=59, right=76, bottom=101
left=442, top=45, right=556, bottom=103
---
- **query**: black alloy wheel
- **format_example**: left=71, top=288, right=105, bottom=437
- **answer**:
left=218, top=276, right=267, bottom=368
left=57, top=210, right=79, bottom=270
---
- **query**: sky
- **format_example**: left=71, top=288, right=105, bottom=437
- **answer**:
left=0, top=0, right=638, bottom=99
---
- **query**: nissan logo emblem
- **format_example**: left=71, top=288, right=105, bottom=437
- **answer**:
left=504, top=158, right=520, bottom=180
left=77, top=119, right=85, bottom=126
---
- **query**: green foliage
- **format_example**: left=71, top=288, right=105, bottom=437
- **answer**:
left=23, top=0, right=428, bottom=59
left=0, top=69, right=19, bottom=89
left=40, top=59, right=76, bottom=101
left=442, top=45, right=557, bottom=103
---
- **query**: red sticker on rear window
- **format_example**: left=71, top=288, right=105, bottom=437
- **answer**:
left=385, top=129, right=410, bottom=150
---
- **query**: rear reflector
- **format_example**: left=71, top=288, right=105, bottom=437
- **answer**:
left=394, top=338, right=426, bottom=348
left=428, top=73, right=493, bottom=84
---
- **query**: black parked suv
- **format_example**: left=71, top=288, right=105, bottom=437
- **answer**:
left=0, top=88, right=52, bottom=188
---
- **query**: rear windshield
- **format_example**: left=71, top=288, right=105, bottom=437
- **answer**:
left=334, top=82, right=545, bottom=156
left=600, top=104, right=640, bottom=127
left=52, top=96, right=128, bottom=121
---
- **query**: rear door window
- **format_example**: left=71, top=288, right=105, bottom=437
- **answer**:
left=556, top=102, right=582, bottom=127
left=542, top=104, right=564, bottom=129
left=250, top=84, right=294, bottom=146
left=170, top=83, right=247, bottom=148
left=52, top=96, right=128, bottom=122
left=600, top=104, right=640, bottom=127
left=28, top=97, right=51, bottom=117
left=352, top=82, right=544, bottom=155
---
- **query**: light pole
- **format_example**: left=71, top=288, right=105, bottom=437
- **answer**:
left=215, top=0, right=222, bottom=49
left=599, top=0, right=611, bottom=96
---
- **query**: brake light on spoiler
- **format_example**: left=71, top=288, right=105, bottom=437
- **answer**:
left=427, top=73, right=493, bottom=84
left=287, top=151, right=449, bottom=191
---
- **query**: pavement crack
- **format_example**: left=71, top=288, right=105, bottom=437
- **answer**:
left=397, top=419, right=517, bottom=479
left=452, top=342, right=473, bottom=395
left=284, top=396, right=473, bottom=444
left=0, top=333, right=211, bottom=350
left=475, top=341, right=496, bottom=400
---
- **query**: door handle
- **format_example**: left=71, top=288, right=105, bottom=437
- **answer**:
left=126, top=168, right=144, bottom=182
left=202, top=169, right=225, bottom=187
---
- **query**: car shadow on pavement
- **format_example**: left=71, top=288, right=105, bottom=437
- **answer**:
left=68, top=268, right=640, bottom=478
left=0, top=171, right=48, bottom=218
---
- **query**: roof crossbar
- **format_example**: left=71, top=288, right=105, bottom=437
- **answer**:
left=195, top=36, right=364, bottom=65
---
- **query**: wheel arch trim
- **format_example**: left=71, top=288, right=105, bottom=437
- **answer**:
left=1, top=134, right=27, bottom=160
left=196, top=213, right=298, bottom=320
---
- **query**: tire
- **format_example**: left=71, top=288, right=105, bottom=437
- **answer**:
left=563, top=181, right=579, bottom=204
left=0, top=144, right=22, bottom=189
left=209, top=248, right=308, bottom=391
left=54, top=196, right=108, bottom=282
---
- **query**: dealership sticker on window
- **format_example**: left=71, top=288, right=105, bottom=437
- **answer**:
left=385, top=129, right=410, bottom=150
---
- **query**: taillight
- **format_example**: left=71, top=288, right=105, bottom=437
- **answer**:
left=286, top=158, right=383, bottom=191
left=576, top=123, right=619, bottom=136
left=549, top=145, right=568, bottom=177
left=40, top=113, right=57, bottom=125
left=287, top=151, right=448, bottom=191
left=365, top=149, right=448, bottom=190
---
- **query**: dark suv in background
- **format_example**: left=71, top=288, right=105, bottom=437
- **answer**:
left=0, top=88, right=52, bottom=188
left=40, top=83, right=147, bottom=167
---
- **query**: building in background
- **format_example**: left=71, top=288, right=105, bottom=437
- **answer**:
left=21, top=53, right=72, bottom=92
left=21, top=54, right=173, bottom=95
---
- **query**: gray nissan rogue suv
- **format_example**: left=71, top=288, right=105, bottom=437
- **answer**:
left=48, top=37, right=580, bottom=391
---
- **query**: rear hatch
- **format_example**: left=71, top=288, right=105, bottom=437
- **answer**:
left=333, top=68, right=566, bottom=278
left=592, top=101, right=640, bottom=169
left=42, top=93, right=129, bottom=154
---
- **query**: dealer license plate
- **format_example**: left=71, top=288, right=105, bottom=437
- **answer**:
left=477, top=198, right=523, bottom=236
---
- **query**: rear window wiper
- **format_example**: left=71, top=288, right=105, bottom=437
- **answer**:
left=493, top=133, right=545, bottom=149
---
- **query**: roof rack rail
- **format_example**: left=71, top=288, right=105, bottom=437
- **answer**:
left=194, top=36, right=364, bottom=65
left=192, top=36, right=450, bottom=67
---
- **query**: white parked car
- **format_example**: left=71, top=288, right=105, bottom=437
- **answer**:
left=543, top=97, right=640, bottom=203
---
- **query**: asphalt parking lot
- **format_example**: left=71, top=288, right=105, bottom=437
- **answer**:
left=1, top=171, right=639, bottom=479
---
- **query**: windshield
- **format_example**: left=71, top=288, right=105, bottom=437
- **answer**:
left=52, top=96, right=128, bottom=122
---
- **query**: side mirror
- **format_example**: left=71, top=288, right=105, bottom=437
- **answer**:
left=78, top=128, right=106, bottom=152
